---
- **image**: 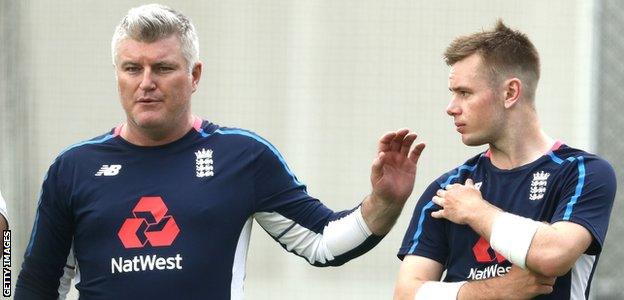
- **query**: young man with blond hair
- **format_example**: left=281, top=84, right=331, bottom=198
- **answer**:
left=395, top=20, right=616, bottom=299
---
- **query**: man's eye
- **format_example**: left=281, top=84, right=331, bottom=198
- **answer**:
left=125, top=66, right=140, bottom=73
left=158, top=66, right=174, bottom=72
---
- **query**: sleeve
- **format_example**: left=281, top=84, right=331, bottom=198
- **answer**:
left=57, top=246, right=77, bottom=300
left=251, top=140, right=383, bottom=267
left=550, top=156, right=617, bottom=255
left=15, top=160, right=74, bottom=300
left=397, top=180, right=449, bottom=264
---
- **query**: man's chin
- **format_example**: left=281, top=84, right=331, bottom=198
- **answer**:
left=461, top=135, right=487, bottom=147
left=129, top=114, right=166, bottom=130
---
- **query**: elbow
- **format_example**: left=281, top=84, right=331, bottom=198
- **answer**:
left=529, top=250, right=575, bottom=277
left=393, top=281, right=420, bottom=300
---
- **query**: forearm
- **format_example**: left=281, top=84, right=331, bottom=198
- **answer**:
left=361, top=193, right=404, bottom=235
left=464, top=202, right=501, bottom=241
left=525, top=222, right=592, bottom=276
left=255, top=205, right=383, bottom=267
left=457, top=279, right=503, bottom=300
left=468, top=207, right=590, bottom=277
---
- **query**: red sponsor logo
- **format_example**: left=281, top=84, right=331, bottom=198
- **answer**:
left=118, top=196, right=180, bottom=248
left=472, top=237, right=506, bottom=263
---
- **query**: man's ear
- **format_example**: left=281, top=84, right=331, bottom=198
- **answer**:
left=191, top=61, right=203, bottom=92
left=503, top=77, right=522, bottom=109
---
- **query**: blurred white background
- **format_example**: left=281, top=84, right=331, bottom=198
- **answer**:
left=2, top=1, right=622, bottom=299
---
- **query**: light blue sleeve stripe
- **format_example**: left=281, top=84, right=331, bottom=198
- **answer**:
left=214, top=129, right=305, bottom=187
left=548, top=151, right=565, bottom=165
left=407, top=161, right=479, bottom=254
left=563, top=156, right=586, bottom=220
left=196, top=127, right=210, bottom=138
left=440, top=163, right=478, bottom=188
left=59, top=134, right=116, bottom=156
left=408, top=200, right=435, bottom=254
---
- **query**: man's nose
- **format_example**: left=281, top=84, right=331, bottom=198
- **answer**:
left=139, top=69, right=156, bottom=91
left=446, top=97, right=460, bottom=116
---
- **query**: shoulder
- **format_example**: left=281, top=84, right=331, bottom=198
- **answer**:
left=551, top=145, right=615, bottom=175
left=434, top=152, right=486, bottom=188
left=200, top=120, right=280, bottom=153
left=58, top=128, right=119, bottom=158
left=53, top=128, right=120, bottom=165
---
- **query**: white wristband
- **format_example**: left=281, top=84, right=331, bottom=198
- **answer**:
left=490, top=212, right=540, bottom=269
left=415, top=281, right=466, bottom=300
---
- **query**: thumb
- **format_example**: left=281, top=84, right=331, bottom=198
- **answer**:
left=371, top=151, right=385, bottom=179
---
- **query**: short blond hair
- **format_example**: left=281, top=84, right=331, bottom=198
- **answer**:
left=444, top=20, right=540, bottom=101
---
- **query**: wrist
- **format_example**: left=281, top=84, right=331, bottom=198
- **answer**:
left=361, top=194, right=403, bottom=235
left=467, top=203, right=501, bottom=239
left=489, top=212, right=540, bottom=269
left=457, top=279, right=500, bottom=300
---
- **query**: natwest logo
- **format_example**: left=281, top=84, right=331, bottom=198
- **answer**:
left=118, top=196, right=180, bottom=248
left=467, top=237, right=510, bottom=280
left=472, top=237, right=506, bottom=263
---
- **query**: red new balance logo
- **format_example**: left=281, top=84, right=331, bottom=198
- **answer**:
left=472, top=237, right=506, bottom=263
left=118, top=196, right=180, bottom=248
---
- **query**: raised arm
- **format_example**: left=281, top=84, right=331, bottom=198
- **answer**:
left=253, top=129, right=424, bottom=267
left=362, top=129, right=426, bottom=235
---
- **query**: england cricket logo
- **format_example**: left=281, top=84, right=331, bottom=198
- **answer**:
left=195, top=148, right=214, bottom=178
left=529, top=171, right=550, bottom=201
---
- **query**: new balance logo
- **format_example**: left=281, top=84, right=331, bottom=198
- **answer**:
left=95, top=165, right=122, bottom=176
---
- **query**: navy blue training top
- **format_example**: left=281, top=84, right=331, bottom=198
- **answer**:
left=399, top=143, right=616, bottom=299
left=16, top=118, right=382, bottom=299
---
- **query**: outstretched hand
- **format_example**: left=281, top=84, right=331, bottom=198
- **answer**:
left=363, top=129, right=425, bottom=235
left=371, top=129, right=426, bottom=204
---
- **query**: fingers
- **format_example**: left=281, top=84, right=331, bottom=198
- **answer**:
left=400, top=133, right=418, bottom=155
left=536, top=284, right=554, bottom=295
left=537, top=276, right=557, bottom=286
left=377, top=132, right=397, bottom=153
left=390, top=129, right=410, bottom=152
left=377, top=129, right=425, bottom=165
left=430, top=209, right=444, bottom=219
left=432, top=195, right=444, bottom=206
left=408, top=143, right=426, bottom=163
left=430, top=193, right=445, bottom=219
left=445, top=183, right=460, bottom=190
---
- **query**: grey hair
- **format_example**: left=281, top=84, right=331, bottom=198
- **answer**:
left=111, top=4, right=199, bottom=73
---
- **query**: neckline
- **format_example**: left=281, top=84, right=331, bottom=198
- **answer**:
left=482, top=140, right=564, bottom=173
left=111, top=117, right=206, bottom=151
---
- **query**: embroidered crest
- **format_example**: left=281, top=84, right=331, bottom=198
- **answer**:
left=195, top=148, right=214, bottom=178
left=529, top=171, right=550, bottom=201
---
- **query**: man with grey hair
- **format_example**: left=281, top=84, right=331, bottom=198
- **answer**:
left=16, top=4, right=425, bottom=299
